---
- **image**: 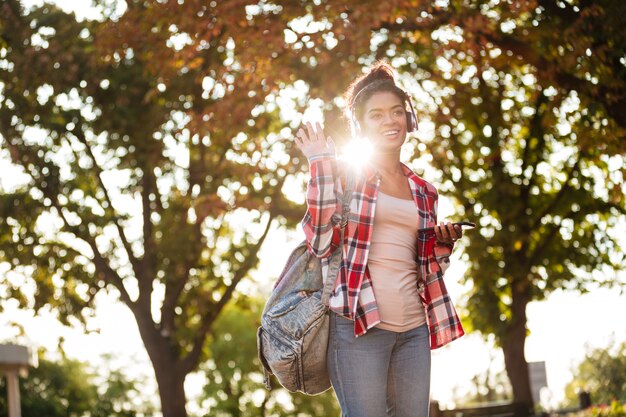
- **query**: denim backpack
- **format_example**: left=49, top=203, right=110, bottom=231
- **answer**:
left=257, top=171, right=354, bottom=395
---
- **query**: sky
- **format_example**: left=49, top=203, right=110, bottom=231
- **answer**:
left=2, top=0, right=626, bottom=415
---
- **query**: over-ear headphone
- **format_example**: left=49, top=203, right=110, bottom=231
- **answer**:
left=349, top=81, right=418, bottom=138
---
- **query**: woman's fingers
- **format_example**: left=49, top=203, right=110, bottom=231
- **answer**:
left=445, top=222, right=454, bottom=240
left=294, top=121, right=334, bottom=159
left=435, top=222, right=463, bottom=243
left=440, top=222, right=451, bottom=241
left=451, top=223, right=462, bottom=240
left=294, top=129, right=304, bottom=149
left=297, top=127, right=306, bottom=143
left=434, top=223, right=443, bottom=241
left=327, top=136, right=335, bottom=154
left=306, top=122, right=316, bottom=144
left=316, top=122, right=326, bottom=143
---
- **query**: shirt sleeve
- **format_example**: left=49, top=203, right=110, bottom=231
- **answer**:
left=301, top=153, right=342, bottom=258
left=431, top=190, right=455, bottom=275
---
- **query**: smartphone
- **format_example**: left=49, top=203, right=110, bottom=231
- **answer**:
left=418, top=221, right=476, bottom=234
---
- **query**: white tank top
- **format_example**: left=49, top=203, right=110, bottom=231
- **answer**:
left=368, top=191, right=427, bottom=332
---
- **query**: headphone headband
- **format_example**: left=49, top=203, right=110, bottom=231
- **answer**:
left=349, top=80, right=406, bottom=117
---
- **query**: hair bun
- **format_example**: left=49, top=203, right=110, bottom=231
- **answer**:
left=367, top=63, right=396, bottom=82
left=345, top=61, right=398, bottom=110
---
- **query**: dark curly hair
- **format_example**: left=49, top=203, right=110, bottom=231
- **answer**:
left=344, top=61, right=409, bottom=125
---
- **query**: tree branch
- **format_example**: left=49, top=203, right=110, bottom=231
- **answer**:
left=379, top=7, right=626, bottom=129
left=527, top=209, right=574, bottom=266
left=377, top=8, right=454, bottom=34
left=519, top=89, right=548, bottom=191
left=137, top=165, right=157, bottom=310
left=160, top=210, right=225, bottom=335
left=70, top=129, right=142, bottom=278
left=180, top=212, right=275, bottom=374
left=537, top=0, right=581, bottom=25
left=3, top=134, right=136, bottom=308
left=52, top=197, right=135, bottom=308
left=531, top=154, right=582, bottom=231
left=483, top=31, right=626, bottom=128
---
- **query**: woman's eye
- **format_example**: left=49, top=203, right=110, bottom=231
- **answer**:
left=394, top=110, right=404, bottom=117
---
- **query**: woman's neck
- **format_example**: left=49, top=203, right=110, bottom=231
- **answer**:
left=370, top=150, right=403, bottom=177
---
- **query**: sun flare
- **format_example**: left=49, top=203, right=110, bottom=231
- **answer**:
left=338, top=138, right=373, bottom=168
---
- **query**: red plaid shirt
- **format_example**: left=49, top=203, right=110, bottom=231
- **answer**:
left=301, top=153, right=465, bottom=349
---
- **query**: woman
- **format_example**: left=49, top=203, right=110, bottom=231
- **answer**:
left=294, top=62, right=466, bottom=417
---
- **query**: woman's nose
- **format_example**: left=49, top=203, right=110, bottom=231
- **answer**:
left=382, top=113, right=395, bottom=125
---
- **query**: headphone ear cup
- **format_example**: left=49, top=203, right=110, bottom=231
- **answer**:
left=406, top=111, right=417, bottom=132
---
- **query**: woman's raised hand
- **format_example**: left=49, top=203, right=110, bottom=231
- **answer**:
left=294, top=121, right=335, bottom=160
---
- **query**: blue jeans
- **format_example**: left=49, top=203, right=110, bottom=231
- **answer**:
left=327, top=312, right=431, bottom=417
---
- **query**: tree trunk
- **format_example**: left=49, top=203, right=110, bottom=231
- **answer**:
left=501, top=284, right=534, bottom=412
left=154, top=359, right=187, bottom=417
left=133, top=307, right=189, bottom=417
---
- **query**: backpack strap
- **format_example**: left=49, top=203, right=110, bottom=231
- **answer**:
left=321, top=168, right=355, bottom=307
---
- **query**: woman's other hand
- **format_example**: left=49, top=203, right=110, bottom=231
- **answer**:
left=294, top=121, right=335, bottom=160
left=434, top=222, right=462, bottom=245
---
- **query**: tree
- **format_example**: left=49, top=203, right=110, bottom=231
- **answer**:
left=563, top=341, right=626, bottom=408
left=394, top=3, right=625, bottom=410
left=0, top=353, right=155, bottom=417
left=0, top=1, right=304, bottom=416
left=196, top=296, right=340, bottom=416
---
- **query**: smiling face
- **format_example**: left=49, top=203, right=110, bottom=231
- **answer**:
left=360, top=91, right=408, bottom=152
